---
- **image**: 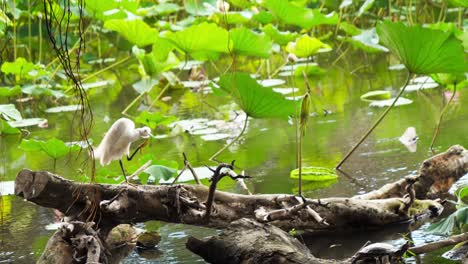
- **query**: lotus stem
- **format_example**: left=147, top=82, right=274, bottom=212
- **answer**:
left=430, top=83, right=457, bottom=153
left=210, top=115, right=248, bottom=162
left=336, top=73, right=413, bottom=169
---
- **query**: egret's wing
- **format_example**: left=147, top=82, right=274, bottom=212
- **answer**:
left=95, top=118, right=135, bottom=165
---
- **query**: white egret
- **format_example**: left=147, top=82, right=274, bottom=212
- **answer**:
left=94, top=118, right=152, bottom=183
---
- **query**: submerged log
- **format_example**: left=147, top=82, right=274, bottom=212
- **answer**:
left=15, top=145, right=468, bottom=263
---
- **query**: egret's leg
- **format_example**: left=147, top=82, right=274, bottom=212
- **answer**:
left=119, top=159, right=129, bottom=183
left=127, top=139, right=149, bottom=161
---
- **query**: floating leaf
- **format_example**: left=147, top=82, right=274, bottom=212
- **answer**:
left=286, top=35, right=330, bottom=58
left=104, top=19, right=159, bottom=47
left=230, top=27, right=273, bottom=58
left=0, top=86, right=21, bottom=97
left=427, top=213, right=456, bottom=235
left=0, top=119, right=20, bottom=135
left=163, top=23, right=229, bottom=60
left=212, top=12, right=251, bottom=25
left=45, top=105, right=83, bottom=113
left=369, top=97, right=413, bottom=107
left=360, top=90, right=391, bottom=102
left=0, top=104, right=22, bottom=121
left=218, top=72, right=298, bottom=119
left=294, top=65, right=326, bottom=76
left=290, top=166, right=338, bottom=181
left=252, top=11, right=274, bottom=24
left=9, top=118, right=46, bottom=128
left=377, top=21, right=467, bottom=74
left=339, top=22, right=361, bottom=36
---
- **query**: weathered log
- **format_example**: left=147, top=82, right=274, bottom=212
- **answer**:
left=186, top=218, right=341, bottom=264
left=355, top=145, right=468, bottom=200
left=409, top=232, right=468, bottom=255
left=15, top=145, right=468, bottom=263
left=14, top=169, right=443, bottom=238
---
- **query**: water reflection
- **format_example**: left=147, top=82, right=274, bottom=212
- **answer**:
left=1, top=49, right=467, bottom=263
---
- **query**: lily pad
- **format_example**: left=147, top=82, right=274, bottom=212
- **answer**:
left=258, top=79, right=285, bottom=87
left=9, top=118, right=46, bottom=128
left=360, top=90, right=391, bottom=102
left=45, top=105, right=83, bottom=113
left=377, top=21, right=467, bottom=74
left=343, top=28, right=389, bottom=53
left=369, top=97, right=413, bottom=107
left=0, top=104, right=22, bottom=121
left=290, top=166, right=338, bottom=181
left=404, top=82, right=439, bottom=92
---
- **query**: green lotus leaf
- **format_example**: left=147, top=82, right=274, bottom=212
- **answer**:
left=360, top=90, right=392, bottom=102
left=0, top=119, right=20, bottom=135
left=377, top=21, right=467, bottom=74
left=263, top=0, right=312, bottom=28
left=211, top=12, right=251, bottom=25
left=252, top=11, right=274, bottom=24
left=286, top=35, right=330, bottom=58
left=458, top=186, right=468, bottom=205
left=339, top=22, right=362, bottom=36
left=262, top=24, right=298, bottom=46
left=1, top=57, right=36, bottom=79
left=135, top=111, right=178, bottom=129
left=139, top=3, right=182, bottom=16
left=229, top=0, right=253, bottom=8
left=85, top=0, right=138, bottom=20
left=104, top=19, right=159, bottom=47
left=230, top=27, right=273, bottom=58
left=294, top=65, right=326, bottom=76
left=290, top=166, right=338, bottom=181
left=308, top=9, right=339, bottom=27
left=133, top=46, right=180, bottom=77
left=163, top=22, right=230, bottom=60
left=19, top=139, right=43, bottom=152
left=218, top=72, right=298, bottom=119
left=184, top=0, right=216, bottom=16
left=0, top=86, right=21, bottom=97
left=143, top=163, right=178, bottom=183
left=39, top=138, right=80, bottom=159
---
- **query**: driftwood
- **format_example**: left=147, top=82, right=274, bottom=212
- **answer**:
left=14, top=145, right=468, bottom=263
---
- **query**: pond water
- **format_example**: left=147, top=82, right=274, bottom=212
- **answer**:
left=1, top=49, right=466, bottom=263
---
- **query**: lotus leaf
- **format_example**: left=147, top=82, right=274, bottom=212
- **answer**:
left=377, top=21, right=467, bottom=74
left=290, top=166, right=338, bottom=181
left=286, top=35, right=330, bottom=58
left=163, top=23, right=230, bottom=60
left=218, top=72, right=298, bottom=119
left=230, top=28, right=273, bottom=58
left=104, top=19, right=159, bottom=47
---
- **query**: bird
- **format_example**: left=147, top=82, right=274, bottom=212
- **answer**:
left=94, top=118, right=152, bottom=183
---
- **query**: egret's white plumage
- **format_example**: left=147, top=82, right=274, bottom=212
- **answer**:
left=94, top=118, right=151, bottom=166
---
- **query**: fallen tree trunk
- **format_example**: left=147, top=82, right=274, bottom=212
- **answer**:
left=14, top=145, right=468, bottom=263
